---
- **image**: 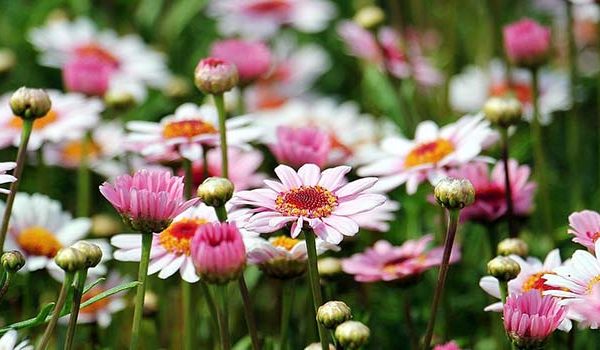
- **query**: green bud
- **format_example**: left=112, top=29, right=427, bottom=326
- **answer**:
left=54, top=247, right=86, bottom=272
left=497, top=238, right=529, bottom=257
left=72, top=241, right=103, bottom=268
left=335, top=321, right=370, bottom=350
left=487, top=256, right=521, bottom=282
left=434, top=177, right=475, bottom=210
left=1, top=250, right=25, bottom=273
left=197, top=177, right=234, bottom=207
left=317, top=301, right=352, bottom=329
left=9, top=87, right=52, bottom=120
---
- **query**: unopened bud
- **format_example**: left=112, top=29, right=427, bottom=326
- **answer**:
left=9, top=87, right=52, bottom=120
left=104, top=90, right=136, bottom=110
left=164, top=76, right=192, bottom=99
left=144, top=290, right=159, bottom=317
left=335, top=320, right=370, bottom=350
left=497, top=238, right=529, bottom=257
left=483, top=96, right=522, bottom=128
left=1, top=250, right=25, bottom=273
left=354, top=6, right=385, bottom=29
left=194, top=58, right=239, bottom=95
left=317, top=301, right=352, bottom=329
left=72, top=241, right=103, bottom=268
left=434, top=177, right=475, bottom=210
left=318, top=257, right=343, bottom=278
left=0, top=49, right=16, bottom=75
left=487, top=256, right=521, bottom=282
left=197, top=177, right=234, bottom=207
left=304, top=343, right=335, bottom=350
left=91, top=214, right=122, bottom=237
left=54, top=247, right=86, bottom=272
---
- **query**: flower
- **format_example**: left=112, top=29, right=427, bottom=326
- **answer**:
left=3, top=193, right=91, bottom=272
left=71, top=272, right=129, bottom=327
left=99, top=169, right=197, bottom=233
left=568, top=284, right=600, bottom=327
left=0, top=330, right=32, bottom=350
left=0, top=90, right=102, bottom=151
left=190, top=221, right=247, bottom=284
left=9, top=87, right=52, bottom=120
left=503, top=291, right=565, bottom=348
left=503, top=18, right=552, bottom=67
left=29, top=17, right=170, bottom=101
left=433, top=341, right=461, bottom=350
left=567, top=209, right=600, bottom=251
left=449, top=61, right=570, bottom=124
left=206, top=0, right=336, bottom=39
left=270, top=126, right=332, bottom=168
left=210, top=39, right=272, bottom=84
left=194, top=57, right=239, bottom=95
left=126, top=103, right=260, bottom=161
left=231, top=163, right=386, bottom=244
left=342, top=235, right=460, bottom=283
left=0, top=162, right=16, bottom=194
left=358, top=115, right=496, bottom=194
left=448, top=160, right=536, bottom=223
left=350, top=196, right=400, bottom=232
left=433, top=177, right=475, bottom=210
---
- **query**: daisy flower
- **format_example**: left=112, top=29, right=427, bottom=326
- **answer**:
left=350, top=197, right=400, bottom=233
left=0, top=90, right=102, bottom=151
left=449, top=61, right=570, bottom=124
left=0, top=330, right=32, bottom=350
left=567, top=210, right=600, bottom=251
left=126, top=103, right=261, bottom=161
left=448, top=160, right=536, bottom=223
left=4, top=193, right=91, bottom=272
left=341, top=235, right=460, bottom=283
left=29, top=17, right=170, bottom=101
left=231, top=163, right=386, bottom=245
left=206, top=0, right=336, bottom=39
left=433, top=341, right=461, bottom=350
left=0, top=162, right=16, bottom=194
left=568, top=284, right=600, bottom=327
left=358, top=115, right=496, bottom=194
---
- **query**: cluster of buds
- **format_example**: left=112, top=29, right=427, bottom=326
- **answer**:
left=9, top=87, right=52, bottom=121
left=54, top=241, right=103, bottom=273
left=315, top=300, right=370, bottom=349
left=434, top=178, right=475, bottom=210
left=483, top=96, right=522, bottom=128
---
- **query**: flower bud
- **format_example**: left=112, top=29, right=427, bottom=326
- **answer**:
left=483, top=96, right=522, bottom=128
left=434, top=177, right=475, bottom=210
left=54, top=247, right=86, bottom=272
left=144, top=290, right=159, bottom=317
left=194, top=58, right=239, bottom=95
left=0, top=48, right=16, bottom=75
left=91, top=214, right=122, bottom=237
left=304, top=343, right=335, bottom=350
left=317, top=301, right=352, bottom=329
left=354, top=6, right=385, bottom=29
left=318, top=257, right=343, bottom=278
left=197, top=177, right=234, bottom=207
left=260, top=258, right=307, bottom=280
left=497, top=238, right=529, bottom=257
left=335, top=320, right=370, bottom=350
left=164, top=76, right=192, bottom=100
left=487, top=256, right=521, bottom=282
left=71, top=241, right=103, bottom=268
left=503, top=18, right=551, bottom=68
left=9, top=87, right=52, bottom=120
left=1, top=250, right=25, bottom=273
left=104, top=90, right=136, bottom=110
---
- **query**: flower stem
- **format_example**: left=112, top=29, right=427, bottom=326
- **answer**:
left=39, top=272, right=75, bottom=350
left=183, top=158, right=194, bottom=200
left=76, top=132, right=92, bottom=217
left=202, top=146, right=210, bottom=180
left=213, top=93, right=229, bottom=179
left=403, top=289, right=418, bottom=350
left=0, top=271, right=13, bottom=301
left=238, top=276, right=260, bottom=350
left=500, top=128, right=516, bottom=237
left=199, top=281, right=220, bottom=346
left=0, top=119, right=33, bottom=251
left=64, top=269, right=88, bottom=350
left=499, top=280, right=508, bottom=304
left=529, top=67, right=552, bottom=234
left=182, top=280, right=193, bottom=350
left=304, top=229, right=329, bottom=350
left=217, top=284, right=231, bottom=350
left=130, top=233, right=152, bottom=350
left=279, top=281, right=294, bottom=350
left=423, top=209, right=460, bottom=350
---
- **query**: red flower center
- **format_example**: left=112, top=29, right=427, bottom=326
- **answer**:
left=404, top=139, right=454, bottom=167
left=275, top=186, right=338, bottom=218
left=246, top=0, right=292, bottom=16
left=522, top=272, right=561, bottom=293
left=75, top=43, right=120, bottom=68
left=476, top=184, right=505, bottom=202
left=159, top=218, right=208, bottom=255
left=162, top=120, right=217, bottom=139
left=490, top=82, right=532, bottom=105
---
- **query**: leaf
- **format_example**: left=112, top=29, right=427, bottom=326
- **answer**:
left=0, top=302, right=55, bottom=334
left=361, top=63, right=406, bottom=130
left=83, top=277, right=106, bottom=294
left=79, top=281, right=140, bottom=310
left=160, top=0, right=207, bottom=42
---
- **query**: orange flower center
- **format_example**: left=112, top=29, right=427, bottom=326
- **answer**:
left=158, top=218, right=208, bottom=255
left=80, top=287, right=111, bottom=314
left=75, top=43, right=119, bottom=68
left=162, top=120, right=217, bottom=139
left=17, top=226, right=62, bottom=258
left=490, top=82, right=532, bottom=105
left=9, top=110, right=58, bottom=130
left=522, top=271, right=559, bottom=292
left=271, top=236, right=299, bottom=251
left=275, top=186, right=338, bottom=218
left=62, top=139, right=103, bottom=163
left=404, top=139, right=454, bottom=167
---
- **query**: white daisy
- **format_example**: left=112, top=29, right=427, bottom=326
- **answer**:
left=0, top=330, right=32, bottom=350
left=0, top=162, right=16, bottom=194
left=0, top=90, right=102, bottom=151
left=4, top=193, right=91, bottom=272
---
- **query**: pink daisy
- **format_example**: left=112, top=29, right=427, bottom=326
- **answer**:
left=448, top=160, right=536, bottom=223
left=0, top=162, right=16, bottom=194
left=433, top=341, right=461, bottom=350
left=358, top=115, right=496, bottom=194
left=568, top=284, right=600, bottom=328
left=567, top=210, right=600, bottom=251
left=341, top=235, right=460, bottom=283
left=231, top=163, right=386, bottom=244
left=270, top=126, right=332, bottom=168
left=210, top=39, right=272, bottom=84
left=350, top=196, right=400, bottom=232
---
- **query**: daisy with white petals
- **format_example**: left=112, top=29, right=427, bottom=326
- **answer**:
left=231, top=163, right=386, bottom=245
left=0, top=330, right=32, bottom=350
left=0, top=162, right=16, bottom=194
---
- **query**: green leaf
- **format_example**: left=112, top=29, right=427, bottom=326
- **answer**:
left=83, top=277, right=106, bottom=295
left=0, top=302, right=55, bottom=334
left=79, top=281, right=140, bottom=309
left=160, top=0, right=207, bottom=42
left=361, top=63, right=406, bottom=130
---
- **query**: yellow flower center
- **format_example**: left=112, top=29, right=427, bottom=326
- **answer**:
left=9, top=110, right=58, bottom=130
left=404, top=139, right=454, bottom=168
left=158, top=218, right=208, bottom=255
left=275, top=186, right=338, bottom=218
left=80, top=287, right=110, bottom=314
left=162, top=120, right=217, bottom=139
left=587, top=275, right=600, bottom=294
left=62, top=139, right=103, bottom=163
left=17, top=226, right=62, bottom=258
left=271, top=236, right=299, bottom=251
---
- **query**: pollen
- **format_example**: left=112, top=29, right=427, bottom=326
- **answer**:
left=17, top=226, right=62, bottom=258
left=275, top=185, right=338, bottom=218
left=158, top=218, right=208, bottom=255
left=271, top=236, right=299, bottom=251
left=162, top=120, right=218, bottom=139
left=9, top=110, right=58, bottom=130
left=404, top=138, right=454, bottom=168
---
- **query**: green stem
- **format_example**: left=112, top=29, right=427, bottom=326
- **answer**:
left=202, top=146, right=210, bottom=181
left=64, top=269, right=88, bottom=350
left=215, top=206, right=227, bottom=223
left=213, top=94, right=229, bottom=179
left=304, top=230, right=329, bottom=350
left=183, top=158, right=193, bottom=200
left=403, top=289, right=418, bottom=350
left=279, top=281, right=294, bottom=350
left=238, top=276, right=260, bottom=350
left=423, top=209, right=460, bottom=350
left=217, top=284, right=231, bottom=350
left=500, top=128, right=516, bottom=237
left=529, top=68, right=552, bottom=234
left=181, top=281, right=193, bottom=350
left=499, top=280, right=508, bottom=304
left=130, top=233, right=152, bottom=350
left=0, top=272, right=12, bottom=301
left=76, top=132, right=91, bottom=217
left=0, top=120, right=33, bottom=251
left=38, top=272, right=75, bottom=350
left=199, top=282, right=220, bottom=347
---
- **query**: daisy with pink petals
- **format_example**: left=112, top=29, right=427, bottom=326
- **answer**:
left=503, top=291, right=566, bottom=348
left=270, top=126, right=332, bottom=168
left=350, top=196, right=400, bottom=232
left=568, top=284, right=600, bottom=327
left=342, top=235, right=460, bottom=283
left=567, top=209, right=600, bottom=251
left=358, top=115, right=496, bottom=194
left=433, top=341, right=461, bottom=350
left=99, top=169, right=197, bottom=233
left=0, top=162, right=16, bottom=194
left=231, top=163, right=386, bottom=245
left=449, top=160, right=536, bottom=223
left=211, top=39, right=272, bottom=84
left=127, top=103, right=260, bottom=162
